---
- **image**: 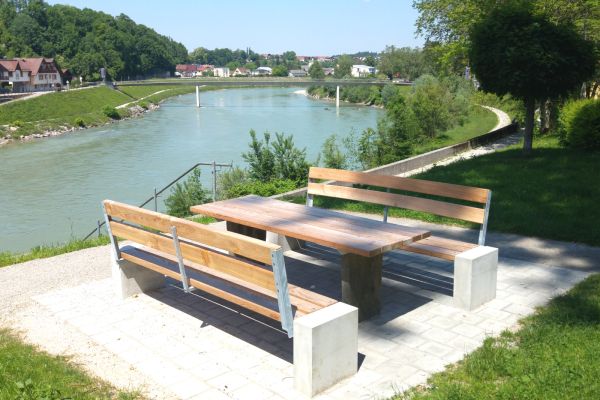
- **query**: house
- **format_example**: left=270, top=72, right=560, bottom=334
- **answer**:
left=213, top=67, right=230, bottom=77
left=351, top=64, right=376, bottom=78
left=175, top=64, right=196, bottom=78
left=288, top=69, right=308, bottom=78
left=323, top=68, right=334, bottom=76
left=253, top=66, right=272, bottom=76
left=233, top=67, right=250, bottom=77
left=0, top=58, right=62, bottom=92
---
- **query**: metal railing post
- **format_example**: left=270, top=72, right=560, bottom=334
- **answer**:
left=97, top=220, right=101, bottom=237
left=153, top=187, right=158, bottom=211
left=212, top=161, right=217, bottom=202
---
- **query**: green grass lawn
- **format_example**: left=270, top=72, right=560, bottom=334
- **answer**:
left=310, top=134, right=600, bottom=247
left=0, top=87, right=129, bottom=124
left=117, top=85, right=194, bottom=100
left=395, top=273, right=600, bottom=400
left=0, top=236, right=110, bottom=268
left=413, top=106, right=498, bottom=154
left=0, top=329, right=140, bottom=399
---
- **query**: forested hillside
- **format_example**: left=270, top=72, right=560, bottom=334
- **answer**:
left=0, top=0, right=188, bottom=80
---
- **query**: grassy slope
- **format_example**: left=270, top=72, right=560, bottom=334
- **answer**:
left=0, top=87, right=129, bottom=123
left=0, top=85, right=195, bottom=138
left=313, top=134, right=600, bottom=246
left=413, top=106, right=497, bottom=153
left=395, top=273, right=600, bottom=400
left=0, top=329, right=139, bottom=399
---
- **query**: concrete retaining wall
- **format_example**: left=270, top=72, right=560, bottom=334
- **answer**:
left=272, top=122, right=519, bottom=200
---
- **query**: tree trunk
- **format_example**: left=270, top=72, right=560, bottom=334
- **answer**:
left=548, top=99, right=559, bottom=133
left=539, top=99, right=547, bottom=134
left=524, top=97, right=535, bottom=155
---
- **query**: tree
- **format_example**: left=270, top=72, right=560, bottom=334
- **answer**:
left=409, top=74, right=453, bottom=138
left=321, top=134, right=348, bottom=169
left=470, top=5, right=596, bottom=153
left=165, top=168, right=210, bottom=217
left=365, top=55, right=377, bottom=67
left=308, top=61, right=325, bottom=79
left=378, top=46, right=429, bottom=81
left=334, top=55, right=353, bottom=78
left=272, top=64, right=288, bottom=77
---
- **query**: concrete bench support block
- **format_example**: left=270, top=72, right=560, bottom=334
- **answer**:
left=293, top=302, right=358, bottom=397
left=112, top=258, right=165, bottom=300
left=266, top=231, right=305, bottom=251
left=453, top=246, right=498, bottom=311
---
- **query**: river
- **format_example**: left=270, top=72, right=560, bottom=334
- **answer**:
left=0, top=87, right=382, bottom=252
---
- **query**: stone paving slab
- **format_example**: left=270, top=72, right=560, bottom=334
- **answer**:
left=33, top=244, right=592, bottom=399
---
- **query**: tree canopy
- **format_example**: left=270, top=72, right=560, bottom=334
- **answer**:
left=0, top=0, right=188, bottom=80
left=308, top=61, right=325, bottom=79
left=470, top=5, right=596, bottom=153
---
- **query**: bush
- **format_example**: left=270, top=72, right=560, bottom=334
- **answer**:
left=164, top=168, right=210, bottom=217
left=73, top=117, right=85, bottom=127
left=559, top=99, right=600, bottom=150
left=321, top=134, right=348, bottom=169
left=102, top=105, right=120, bottom=119
left=11, top=120, right=23, bottom=127
left=224, top=179, right=298, bottom=199
left=139, top=101, right=149, bottom=110
left=217, top=167, right=249, bottom=200
left=242, top=130, right=309, bottom=183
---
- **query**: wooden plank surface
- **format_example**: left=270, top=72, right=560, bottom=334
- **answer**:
left=191, top=196, right=430, bottom=257
left=309, top=167, right=490, bottom=203
left=308, top=182, right=486, bottom=224
left=104, top=200, right=277, bottom=264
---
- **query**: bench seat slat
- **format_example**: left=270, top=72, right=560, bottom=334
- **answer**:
left=121, top=245, right=332, bottom=318
left=402, top=236, right=478, bottom=261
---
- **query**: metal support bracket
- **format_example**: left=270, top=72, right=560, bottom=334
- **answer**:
left=103, top=212, right=121, bottom=261
left=383, top=188, right=391, bottom=223
left=478, top=191, right=492, bottom=246
left=171, top=226, right=190, bottom=293
left=271, top=248, right=294, bottom=337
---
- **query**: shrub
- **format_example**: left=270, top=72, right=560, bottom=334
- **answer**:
left=224, top=179, right=298, bottom=199
left=217, top=167, right=249, bottom=200
left=102, top=105, right=120, bottom=119
left=321, top=134, right=348, bottom=169
left=164, top=168, right=210, bottom=217
left=560, top=99, right=600, bottom=150
left=242, top=130, right=309, bottom=183
left=73, top=117, right=85, bottom=127
left=11, top=120, right=23, bottom=127
left=139, top=101, right=149, bottom=110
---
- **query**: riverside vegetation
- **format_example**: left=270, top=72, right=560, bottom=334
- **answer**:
left=0, top=85, right=197, bottom=140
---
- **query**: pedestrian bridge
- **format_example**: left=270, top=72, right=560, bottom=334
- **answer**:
left=114, top=78, right=411, bottom=88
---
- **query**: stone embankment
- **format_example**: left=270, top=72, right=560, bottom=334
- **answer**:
left=0, top=103, right=160, bottom=147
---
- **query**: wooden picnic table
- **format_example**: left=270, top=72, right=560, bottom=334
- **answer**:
left=191, top=195, right=430, bottom=320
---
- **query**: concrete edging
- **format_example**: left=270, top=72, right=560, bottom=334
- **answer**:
left=272, top=122, right=518, bottom=200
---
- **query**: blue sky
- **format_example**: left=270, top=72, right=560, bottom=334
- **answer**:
left=46, top=0, right=424, bottom=55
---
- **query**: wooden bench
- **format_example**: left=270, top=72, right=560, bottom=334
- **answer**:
left=102, top=200, right=358, bottom=397
left=306, top=167, right=499, bottom=310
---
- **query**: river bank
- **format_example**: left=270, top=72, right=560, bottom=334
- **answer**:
left=0, top=85, right=195, bottom=148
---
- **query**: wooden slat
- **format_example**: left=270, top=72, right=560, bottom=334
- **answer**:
left=309, top=167, right=490, bottom=203
left=192, top=196, right=430, bottom=257
left=124, top=244, right=329, bottom=316
left=401, top=236, right=478, bottom=261
left=103, top=200, right=276, bottom=264
left=110, top=221, right=277, bottom=291
left=308, top=182, right=486, bottom=224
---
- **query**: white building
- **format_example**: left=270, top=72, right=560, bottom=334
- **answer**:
left=351, top=65, right=376, bottom=78
left=213, top=67, right=230, bottom=78
left=253, top=66, right=272, bottom=76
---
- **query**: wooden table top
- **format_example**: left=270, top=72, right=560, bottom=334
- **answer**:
left=191, top=195, right=430, bottom=257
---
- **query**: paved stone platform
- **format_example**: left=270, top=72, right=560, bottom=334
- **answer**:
left=33, top=243, right=591, bottom=400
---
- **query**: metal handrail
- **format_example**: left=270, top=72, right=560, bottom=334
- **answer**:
left=83, top=161, right=232, bottom=241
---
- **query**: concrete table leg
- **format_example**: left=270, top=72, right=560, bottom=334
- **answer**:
left=226, top=221, right=266, bottom=240
left=266, top=231, right=305, bottom=251
left=341, top=253, right=382, bottom=321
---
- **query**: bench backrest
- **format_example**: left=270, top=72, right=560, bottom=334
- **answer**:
left=306, top=167, right=492, bottom=245
left=102, top=200, right=294, bottom=336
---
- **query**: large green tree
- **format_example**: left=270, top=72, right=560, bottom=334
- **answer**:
left=470, top=6, right=596, bottom=154
left=334, top=55, right=353, bottom=78
left=0, top=0, right=188, bottom=80
left=308, top=61, right=325, bottom=79
left=379, top=46, right=429, bottom=81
